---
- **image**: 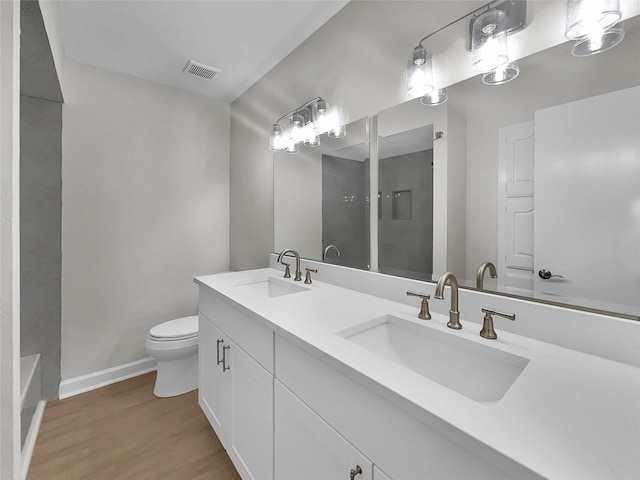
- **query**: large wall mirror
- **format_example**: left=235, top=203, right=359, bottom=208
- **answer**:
left=274, top=117, right=370, bottom=268
left=274, top=13, right=639, bottom=319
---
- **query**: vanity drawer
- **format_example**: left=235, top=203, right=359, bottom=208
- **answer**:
left=199, top=286, right=274, bottom=373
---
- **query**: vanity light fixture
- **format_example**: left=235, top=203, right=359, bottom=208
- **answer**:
left=406, top=0, right=526, bottom=105
left=565, top=0, right=624, bottom=56
left=406, top=44, right=434, bottom=99
left=471, top=8, right=509, bottom=73
left=469, top=0, right=527, bottom=85
left=269, top=97, right=346, bottom=153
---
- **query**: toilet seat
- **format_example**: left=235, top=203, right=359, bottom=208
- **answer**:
left=149, top=315, right=198, bottom=342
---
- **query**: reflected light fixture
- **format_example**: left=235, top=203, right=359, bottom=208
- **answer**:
left=482, top=61, right=520, bottom=85
left=269, top=97, right=347, bottom=153
left=565, top=0, right=624, bottom=56
left=420, top=88, right=448, bottom=106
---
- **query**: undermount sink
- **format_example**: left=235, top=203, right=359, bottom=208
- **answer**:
left=338, top=315, right=529, bottom=403
left=234, top=276, right=309, bottom=298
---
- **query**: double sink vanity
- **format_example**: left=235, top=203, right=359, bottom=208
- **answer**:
left=195, top=257, right=640, bottom=480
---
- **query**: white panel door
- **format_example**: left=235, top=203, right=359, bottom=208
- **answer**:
left=498, top=121, right=535, bottom=293
left=534, top=86, right=640, bottom=314
left=274, top=380, right=372, bottom=480
left=198, top=315, right=231, bottom=447
left=229, top=342, right=274, bottom=480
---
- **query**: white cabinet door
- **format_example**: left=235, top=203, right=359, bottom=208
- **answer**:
left=198, top=315, right=231, bottom=447
left=228, top=343, right=273, bottom=480
left=275, top=380, right=372, bottom=480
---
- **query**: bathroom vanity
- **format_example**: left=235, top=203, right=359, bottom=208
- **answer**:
left=195, top=264, right=639, bottom=480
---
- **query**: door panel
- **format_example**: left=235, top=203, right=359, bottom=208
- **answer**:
left=534, top=86, right=640, bottom=314
left=498, top=121, right=535, bottom=293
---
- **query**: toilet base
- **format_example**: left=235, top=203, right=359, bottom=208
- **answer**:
left=153, top=352, right=198, bottom=398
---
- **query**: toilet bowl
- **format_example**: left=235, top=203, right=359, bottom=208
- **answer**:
left=145, top=315, right=198, bottom=398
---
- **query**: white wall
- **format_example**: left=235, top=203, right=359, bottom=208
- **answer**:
left=0, top=1, right=21, bottom=477
left=61, top=60, right=230, bottom=380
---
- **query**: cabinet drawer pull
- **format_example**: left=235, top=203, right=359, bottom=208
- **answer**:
left=222, top=345, right=231, bottom=372
left=350, top=465, right=362, bottom=480
left=216, top=339, right=224, bottom=365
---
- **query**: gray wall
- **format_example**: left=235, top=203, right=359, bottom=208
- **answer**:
left=378, top=150, right=433, bottom=279
left=20, top=97, right=62, bottom=400
left=20, top=0, right=64, bottom=400
left=322, top=155, right=368, bottom=269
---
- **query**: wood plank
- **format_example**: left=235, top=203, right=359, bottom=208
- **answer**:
left=27, top=372, right=241, bottom=480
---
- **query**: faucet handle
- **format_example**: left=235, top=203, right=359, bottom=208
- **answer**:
left=406, top=291, right=432, bottom=320
left=282, top=262, right=291, bottom=279
left=304, top=268, right=317, bottom=284
left=480, top=307, right=516, bottom=340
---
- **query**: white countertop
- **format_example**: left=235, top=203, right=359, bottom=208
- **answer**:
left=195, top=268, right=640, bottom=479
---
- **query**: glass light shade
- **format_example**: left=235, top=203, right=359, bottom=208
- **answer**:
left=328, top=124, right=346, bottom=138
left=304, top=134, right=321, bottom=147
left=482, top=61, right=520, bottom=85
left=289, top=113, right=306, bottom=143
left=420, top=88, right=448, bottom=106
left=406, top=45, right=434, bottom=99
left=303, top=109, right=320, bottom=146
left=283, top=138, right=299, bottom=154
left=299, top=107, right=311, bottom=126
left=471, top=9, right=509, bottom=73
left=269, top=124, right=284, bottom=151
left=565, top=0, right=621, bottom=40
left=571, top=22, right=624, bottom=56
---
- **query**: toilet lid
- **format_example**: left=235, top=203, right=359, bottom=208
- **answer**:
left=149, top=315, right=199, bottom=341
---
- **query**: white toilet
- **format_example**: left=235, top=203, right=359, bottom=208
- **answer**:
left=145, top=315, right=199, bottom=398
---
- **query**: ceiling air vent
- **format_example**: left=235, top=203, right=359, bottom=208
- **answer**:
left=182, top=60, right=220, bottom=80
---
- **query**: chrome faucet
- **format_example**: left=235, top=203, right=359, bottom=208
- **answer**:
left=323, top=244, right=341, bottom=262
left=434, top=272, right=461, bottom=329
left=476, top=261, right=497, bottom=290
left=277, top=248, right=302, bottom=281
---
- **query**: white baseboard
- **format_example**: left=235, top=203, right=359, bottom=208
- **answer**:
left=59, top=357, right=157, bottom=400
left=21, top=400, right=46, bottom=480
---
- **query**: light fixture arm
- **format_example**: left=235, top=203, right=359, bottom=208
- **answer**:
left=416, top=0, right=496, bottom=47
left=274, top=96, right=324, bottom=125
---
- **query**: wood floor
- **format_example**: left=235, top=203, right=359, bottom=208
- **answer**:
left=27, top=372, right=241, bottom=480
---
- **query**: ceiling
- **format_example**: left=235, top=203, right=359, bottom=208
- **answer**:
left=56, top=0, right=349, bottom=103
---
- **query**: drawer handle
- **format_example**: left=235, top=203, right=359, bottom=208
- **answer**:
left=350, top=465, right=362, bottom=480
left=222, top=345, right=231, bottom=372
left=216, top=339, right=224, bottom=365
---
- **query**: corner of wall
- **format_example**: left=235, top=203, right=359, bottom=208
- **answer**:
left=38, top=0, right=66, bottom=100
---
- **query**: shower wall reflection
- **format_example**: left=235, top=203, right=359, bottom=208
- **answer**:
left=321, top=155, right=369, bottom=269
left=378, top=148, right=433, bottom=280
